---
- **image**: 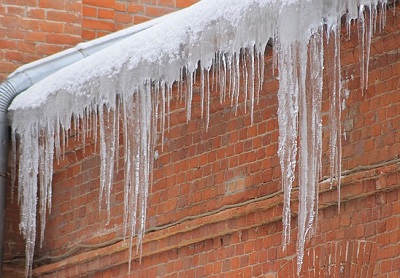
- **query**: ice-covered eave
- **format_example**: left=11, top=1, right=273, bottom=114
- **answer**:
left=9, top=0, right=382, bottom=121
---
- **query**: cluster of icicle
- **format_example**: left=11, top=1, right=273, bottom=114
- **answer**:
left=8, top=0, right=389, bottom=276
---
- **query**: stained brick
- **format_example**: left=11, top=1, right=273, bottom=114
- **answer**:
left=114, top=13, right=132, bottom=24
left=46, top=10, right=80, bottom=23
left=39, top=21, right=64, bottom=33
left=82, top=18, right=115, bottom=32
left=46, top=33, right=81, bottom=45
left=17, top=42, right=36, bottom=53
left=145, top=6, right=173, bottom=17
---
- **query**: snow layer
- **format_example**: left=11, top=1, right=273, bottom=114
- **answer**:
left=8, top=0, right=388, bottom=276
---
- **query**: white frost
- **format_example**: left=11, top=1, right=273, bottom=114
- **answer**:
left=8, top=0, right=388, bottom=276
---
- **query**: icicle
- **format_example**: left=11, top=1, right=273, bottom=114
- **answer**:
left=167, top=85, right=172, bottom=131
left=10, top=130, right=17, bottom=203
left=38, top=122, right=55, bottom=248
left=61, top=126, right=66, bottom=160
left=249, top=47, right=255, bottom=125
left=227, top=53, right=233, bottom=101
left=213, top=53, right=218, bottom=94
left=277, top=41, right=299, bottom=251
left=200, top=66, right=205, bottom=118
left=106, top=109, right=117, bottom=221
left=327, top=28, right=342, bottom=211
left=221, top=53, right=228, bottom=103
left=93, top=107, right=98, bottom=153
left=54, top=116, right=60, bottom=164
left=357, top=3, right=377, bottom=94
left=122, top=96, right=131, bottom=238
left=234, top=53, right=241, bottom=115
left=206, top=69, right=211, bottom=130
left=296, top=30, right=324, bottom=274
left=272, top=34, right=278, bottom=74
left=310, top=30, right=324, bottom=234
left=186, top=68, right=193, bottom=121
left=161, top=81, right=166, bottom=145
left=178, top=69, right=183, bottom=102
left=18, top=123, right=39, bottom=277
left=98, top=105, right=107, bottom=209
left=259, top=47, right=265, bottom=105
left=218, top=53, right=224, bottom=103
left=296, top=32, right=311, bottom=271
left=243, top=51, right=249, bottom=114
left=115, top=99, right=121, bottom=172
left=82, top=109, right=87, bottom=154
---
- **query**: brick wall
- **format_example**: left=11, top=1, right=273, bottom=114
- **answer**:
left=81, top=0, right=198, bottom=40
left=0, top=0, right=198, bottom=81
left=3, top=2, right=400, bottom=278
left=0, top=0, right=82, bottom=81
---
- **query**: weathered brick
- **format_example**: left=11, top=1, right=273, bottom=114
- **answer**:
left=82, top=18, right=115, bottom=32
left=46, top=10, right=80, bottom=23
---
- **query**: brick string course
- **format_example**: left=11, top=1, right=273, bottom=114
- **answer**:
left=1, top=1, right=400, bottom=277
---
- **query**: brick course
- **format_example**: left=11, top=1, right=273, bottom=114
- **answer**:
left=2, top=1, right=400, bottom=278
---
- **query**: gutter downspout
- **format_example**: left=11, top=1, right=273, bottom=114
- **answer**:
left=0, top=15, right=165, bottom=276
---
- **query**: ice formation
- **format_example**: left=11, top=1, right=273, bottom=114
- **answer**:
left=7, top=0, right=388, bottom=276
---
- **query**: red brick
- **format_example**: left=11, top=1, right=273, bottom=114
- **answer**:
left=5, top=5, right=25, bottom=16
left=145, top=6, right=173, bottom=17
left=2, top=0, right=36, bottom=6
left=0, top=39, right=17, bottom=50
left=46, top=33, right=80, bottom=45
left=65, top=1, right=82, bottom=13
left=46, top=10, right=80, bottom=23
left=5, top=51, right=25, bottom=62
left=82, top=29, right=97, bottom=40
left=113, top=1, right=127, bottom=12
left=133, top=15, right=151, bottom=24
left=83, top=6, right=98, bottom=17
left=25, top=31, right=46, bottom=42
left=114, top=13, right=132, bottom=24
left=158, top=0, right=175, bottom=7
left=39, top=21, right=64, bottom=33
left=98, top=8, right=115, bottom=20
left=27, top=8, right=45, bottom=19
left=127, top=4, right=144, bottom=14
left=17, top=42, right=36, bottom=53
left=0, top=61, right=18, bottom=73
left=82, top=18, right=115, bottom=32
left=39, top=0, right=65, bottom=10
left=64, top=24, right=81, bottom=36
left=84, top=0, right=114, bottom=8
left=176, top=0, right=199, bottom=8
left=0, top=16, right=21, bottom=29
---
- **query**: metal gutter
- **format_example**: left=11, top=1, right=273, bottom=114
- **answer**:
left=0, top=14, right=166, bottom=276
